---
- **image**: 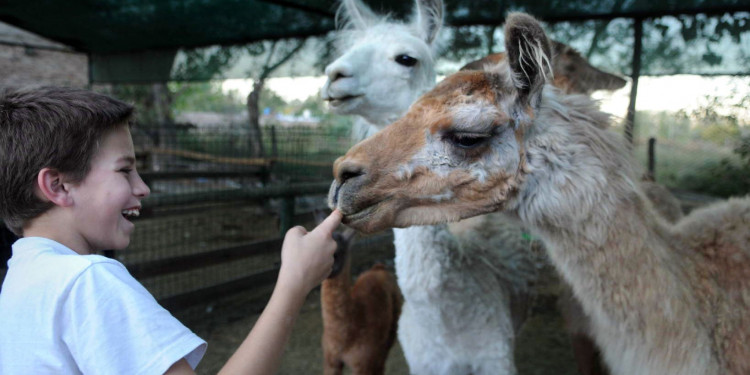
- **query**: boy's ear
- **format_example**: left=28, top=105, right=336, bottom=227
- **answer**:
left=36, top=168, right=74, bottom=207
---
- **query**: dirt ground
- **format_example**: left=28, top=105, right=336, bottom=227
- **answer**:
left=125, top=198, right=589, bottom=374
left=176, top=261, right=582, bottom=375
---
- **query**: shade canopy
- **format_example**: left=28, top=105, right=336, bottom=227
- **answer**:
left=2, top=0, right=748, bottom=82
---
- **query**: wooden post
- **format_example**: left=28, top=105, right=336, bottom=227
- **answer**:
left=647, top=137, right=656, bottom=181
left=271, top=125, right=278, bottom=158
left=624, top=18, right=643, bottom=147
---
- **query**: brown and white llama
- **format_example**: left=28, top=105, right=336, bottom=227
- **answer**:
left=328, top=12, right=750, bottom=375
left=464, top=40, right=691, bottom=375
left=461, top=40, right=627, bottom=96
left=320, top=223, right=402, bottom=375
left=463, top=39, right=629, bottom=375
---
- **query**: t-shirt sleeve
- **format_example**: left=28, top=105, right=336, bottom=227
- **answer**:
left=60, top=260, right=206, bottom=375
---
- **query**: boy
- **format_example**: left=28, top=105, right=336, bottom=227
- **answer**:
left=0, top=86, right=341, bottom=374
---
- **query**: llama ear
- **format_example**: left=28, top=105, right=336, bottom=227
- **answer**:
left=504, top=12, right=553, bottom=115
left=337, top=0, right=378, bottom=30
left=550, top=40, right=627, bottom=94
left=412, top=0, right=444, bottom=44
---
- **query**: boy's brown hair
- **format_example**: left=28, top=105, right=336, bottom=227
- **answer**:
left=0, top=86, right=134, bottom=235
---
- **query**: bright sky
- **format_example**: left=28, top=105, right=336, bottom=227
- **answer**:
left=223, top=75, right=750, bottom=121
left=223, top=77, right=328, bottom=102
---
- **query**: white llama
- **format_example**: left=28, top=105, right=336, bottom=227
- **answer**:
left=321, top=0, right=442, bottom=141
left=328, top=12, right=750, bottom=375
left=321, top=1, right=536, bottom=374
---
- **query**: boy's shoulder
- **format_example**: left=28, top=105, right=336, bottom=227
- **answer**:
left=9, top=237, right=123, bottom=281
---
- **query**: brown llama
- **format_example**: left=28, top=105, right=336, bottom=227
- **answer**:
left=327, top=12, right=750, bottom=375
left=320, top=222, right=403, bottom=375
left=461, top=40, right=627, bottom=96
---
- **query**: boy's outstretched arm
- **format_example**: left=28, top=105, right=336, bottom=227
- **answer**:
left=214, top=209, right=341, bottom=375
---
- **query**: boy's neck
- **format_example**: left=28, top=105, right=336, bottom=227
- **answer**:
left=23, top=209, right=92, bottom=255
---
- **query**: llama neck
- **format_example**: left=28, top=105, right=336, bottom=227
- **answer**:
left=352, top=118, right=385, bottom=142
left=321, top=250, right=354, bottom=322
left=513, top=92, right=713, bottom=374
left=515, top=93, right=676, bottom=307
left=393, top=225, right=458, bottom=297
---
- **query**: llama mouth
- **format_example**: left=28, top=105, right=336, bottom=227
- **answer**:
left=341, top=197, right=392, bottom=230
left=326, top=94, right=364, bottom=107
left=343, top=205, right=375, bottom=222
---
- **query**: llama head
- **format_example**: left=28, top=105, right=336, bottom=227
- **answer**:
left=320, top=0, right=444, bottom=126
left=461, top=40, right=627, bottom=95
left=328, top=12, right=555, bottom=233
left=547, top=41, right=626, bottom=95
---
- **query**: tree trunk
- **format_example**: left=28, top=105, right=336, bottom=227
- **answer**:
left=246, top=79, right=265, bottom=158
left=151, top=82, right=176, bottom=170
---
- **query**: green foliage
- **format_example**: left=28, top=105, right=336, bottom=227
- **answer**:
left=96, top=83, right=173, bottom=126
left=634, top=90, right=750, bottom=198
left=634, top=110, right=692, bottom=143
left=260, top=88, right=287, bottom=114
left=443, top=25, right=495, bottom=63
left=676, top=139, right=750, bottom=198
left=169, top=81, right=245, bottom=114
left=171, top=47, right=241, bottom=81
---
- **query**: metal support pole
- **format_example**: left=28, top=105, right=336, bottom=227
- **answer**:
left=624, top=18, right=643, bottom=147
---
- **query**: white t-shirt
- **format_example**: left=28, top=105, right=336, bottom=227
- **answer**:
left=0, top=237, right=206, bottom=374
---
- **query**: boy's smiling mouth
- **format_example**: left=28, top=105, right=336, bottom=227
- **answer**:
left=121, top=207, right=141, bottom=219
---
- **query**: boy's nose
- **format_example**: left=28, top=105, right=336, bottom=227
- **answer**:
left=133, top=172, right=151, bottom=198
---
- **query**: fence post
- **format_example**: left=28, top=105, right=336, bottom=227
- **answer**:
left=647, top=137, right=656, bottom=181
left=271, top=125, right=278, bottom=158
left=279, top=196, right=295, bottom=236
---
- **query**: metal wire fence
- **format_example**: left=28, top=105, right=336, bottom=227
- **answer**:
left=116, top=123, right=359, bottom=313
left=1, top=116, right=746, bottom=318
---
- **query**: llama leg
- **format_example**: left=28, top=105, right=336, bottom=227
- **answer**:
left=473, top=359, right=518, bottom=375
left=323, top=352, right=344, bottom=375
left=350, top=354, right=387, bottom=375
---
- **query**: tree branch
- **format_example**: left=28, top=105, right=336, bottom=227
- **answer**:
left=260, top=38, right=307, bottom=81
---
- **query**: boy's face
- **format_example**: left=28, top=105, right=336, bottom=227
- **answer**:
left=67, top=125, right=150, bottom=253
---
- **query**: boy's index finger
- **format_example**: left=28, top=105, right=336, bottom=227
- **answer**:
left=312, top=209, right=342, bottom=236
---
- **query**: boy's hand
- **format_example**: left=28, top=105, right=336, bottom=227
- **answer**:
left=278, top=210, right=342, bottom=296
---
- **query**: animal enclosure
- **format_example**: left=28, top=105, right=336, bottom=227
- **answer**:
left=1, top=5, right=749, bottom=374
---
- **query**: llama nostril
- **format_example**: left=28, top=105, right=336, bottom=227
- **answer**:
left=338, top=163, right=364, bottom=184
left=333, top=72, right=350, bottom=82
left=341, top=169, right=363, bottom=183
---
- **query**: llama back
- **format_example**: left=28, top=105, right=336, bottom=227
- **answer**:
left=673, top=196, right=750, bottom=374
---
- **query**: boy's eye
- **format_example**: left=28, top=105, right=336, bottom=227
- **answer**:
left=119, top=168, right=133, bottom=174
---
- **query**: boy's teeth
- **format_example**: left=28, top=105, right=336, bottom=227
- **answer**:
left=122, top=209, right=140, bottom=217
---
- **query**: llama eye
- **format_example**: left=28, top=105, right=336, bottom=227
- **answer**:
left=444, top=132, right=490, bottom=149
left=395, top=54, right=418, bottom=67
